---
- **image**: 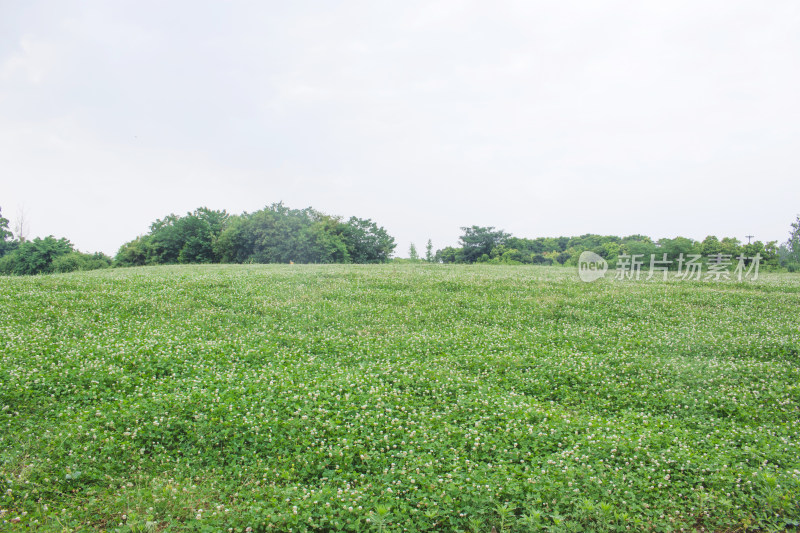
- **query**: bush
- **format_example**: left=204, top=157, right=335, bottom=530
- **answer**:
left=117, top=204, right=397, bottom=266
left=0, top=236, right=72, bottom=275
left=0, top=237, right=110, bottom=276
left=52, top=251, right=112, bottom=273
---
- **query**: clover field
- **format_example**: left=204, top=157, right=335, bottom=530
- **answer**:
left=1, top=265, right=799, bottom=532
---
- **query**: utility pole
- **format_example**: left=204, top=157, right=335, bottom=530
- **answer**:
left=745, top=235, right=754, bottom=244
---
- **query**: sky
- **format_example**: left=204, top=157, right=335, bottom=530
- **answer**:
left=1, top=1, right=799, bottom=257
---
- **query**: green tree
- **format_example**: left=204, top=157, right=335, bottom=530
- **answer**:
left=435, top=246, right=462, bottom=263
left=409, top=242, right=419, bottom=261
left=0, top=207, right=16, bottom=258
left=117, top=204, right=396, bottom=267
left=0, top=207, right=10, bottom=241
left=459, top=226, right=510, bottom=263
left=764, top=240, right=780, bottom=264
left=742, top=240, right=779, bottom=267
left=114, top=207, right=230, bottom=266
left=298, top=216, right=349, bottom=263
left=699, top=236, right=722, bottom=257
left=787, top=215, right=800, bottom=264
left=507, top=237, right=544, bottom=255
left=425, top=239, right=433, bottom=262
left=115, top=236, right=151, bottom=267
left=540, top=237, right=562, bottom=253
left=208, top=205, right=396, bottom=265
left=599, top=241, right=621, bottom=259
left=52, top=251, right=112, bottom=273
left=0, top=236, right=73, bottom=275
left=620, top=236, right=657, bottom=261
left=339, top=217, right=396, bottom=263
left=213, top=214, right=253, bottom=263
left=720, top=237, right=742, bottom=257
left=658, top=237, right=697, bottom=261
left=146, top=213, right=184, bottom=264
left=150, top=208, right=229, bottom=264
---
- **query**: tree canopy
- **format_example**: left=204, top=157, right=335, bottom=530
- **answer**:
left=436, top=227, right=785, bottom=269
left=115, top=203, right=397, bottom=267
left=0, top=207, right=15, bottom=258
left=0, top=235, right=111, bottom=276
left=2, top=202, right=799, bottom=275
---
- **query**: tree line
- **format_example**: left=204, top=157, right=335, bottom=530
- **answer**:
left=428, top=221, right=800, bottom=270
left=0, top=208, right=112, bottom=275
left=115, top=203, right=396, bottom=267
left=0, top=203, right=396, bottom=275
left=2, top=203, right=800, bottom=275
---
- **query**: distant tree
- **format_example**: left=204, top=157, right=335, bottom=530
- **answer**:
left=487, top=245, right=524, bottom=264
left=658, top=237, right=696, bottom=260
left=699, top=236, right=722, bottom=257
left=787, top=215, right=800, bottom=263
left=0, top=207, right=15, bottom=257
left=507, top=237, right=544, bottom=255
left=213, top=214, right=252, bottom=263
left=567, top=234, right=609, bottom=250
left=50, top=252, right=86, bottom=274
left=408, top=242, right=419, bottom=261
left=0, top=236, right=73, bottom=275
left=425, top=239, right=434, bottom=262
left=720, top=237, right=741, bottom=257
left=764, top=240, right=780, bottom=263
left=300, top=215, right=350, bottom=263
left=741, top=240, right=779, bottom=267
left=146, top=213, right=183, bottom=264
left=458, top=226, right=510, bottom=263
left=599, top=241, right=621, bottom=259
left=0, top=207, right=10, bottom=241
left=530, top=253, right=551, bottom=265
left=435, top=246, right=463, bottom=264
left=198, top=205, right=395, bottom=265
left=339, top=217, right=396, bottom=263
left=618, top=235, right=657, bottom=262
left=149, top=207, right=229, bottom=264
left=500, top=248, right=524, bottom=264
left=115, top=236, right=151, bottom=267
left=214, top=204, right=308, bottom=264
left=52, top=251, right=112, bottom=273
left=13, top=206, right=29, bottom=242
left=115, top=207, right=230, bottom=266
left=540, top=237, right=563, bottom=253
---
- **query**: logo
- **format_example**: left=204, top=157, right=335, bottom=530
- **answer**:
left=578, top=251, right=608, bottom=283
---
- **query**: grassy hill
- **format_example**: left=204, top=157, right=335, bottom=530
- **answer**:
left=1, top=265, right=799, bottom=531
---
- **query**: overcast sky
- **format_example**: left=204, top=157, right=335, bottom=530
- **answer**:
left=1, top=1, right=799, bottom=256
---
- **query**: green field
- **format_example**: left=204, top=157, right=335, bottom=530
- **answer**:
left=1, top=265, right=799, bottom=532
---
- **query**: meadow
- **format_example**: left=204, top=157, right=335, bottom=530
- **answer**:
left=1, top=264, right=799, bottom=532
